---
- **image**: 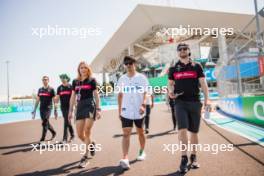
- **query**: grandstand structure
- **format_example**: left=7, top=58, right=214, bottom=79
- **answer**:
left=91, top=4, right=264, bottom=126
left=90, top=4, right=260, bottom=83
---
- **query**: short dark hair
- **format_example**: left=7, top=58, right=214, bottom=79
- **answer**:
left=123, top=56, right=136, bottom=64
left=59, top=74, right=70, bottom=82
left=42, top=75, right=49, bottom=80
left=177, top=43, right=190, bottom=51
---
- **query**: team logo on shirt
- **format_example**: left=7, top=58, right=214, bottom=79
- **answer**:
left=59, top=91, right=71, bottom=96
left=39, top=92, right=51, bottom=97
left=39, top=88, right=53, bottom=97
left=173, top=71, right=197, bottom=80
left=75, top=85, right=92, bottom=90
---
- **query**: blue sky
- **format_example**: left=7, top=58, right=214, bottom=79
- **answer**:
left=0, top=0, right=262, bottom=99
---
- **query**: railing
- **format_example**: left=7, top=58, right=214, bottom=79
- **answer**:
left=218, top=81, right=264, bottom=97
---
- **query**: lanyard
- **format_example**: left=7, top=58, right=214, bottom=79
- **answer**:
left=77, top=81, right=82, bottom=102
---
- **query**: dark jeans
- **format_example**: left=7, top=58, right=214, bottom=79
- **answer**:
left=144, top=105, right=151, bottom=129
left=40, top=107, right=56, bottom=141
left=61, top=107, right=74, bottom=140
left=169, top=98, right=177, bottom=129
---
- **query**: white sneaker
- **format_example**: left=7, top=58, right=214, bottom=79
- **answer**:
left=174, top=128, right=178, bottom=133
left=119, top=159, right=130, bottom=170
left=79, top=156, right=89, bottom=168
left=137, top=150, right=146, bottom=161
left=39, top=141, right=45, bottom=145
left=61, top=140, right=67, bottom=144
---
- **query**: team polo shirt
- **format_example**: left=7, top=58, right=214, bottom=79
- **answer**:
left=168, top=60, right=205, bottom=101
left=117, top=72, right=149, bottom=120
left=38, top=86, right=55, bottom=109
left=57, top=84, right=72, bottom=108
left=72, top=78, right=97, bottom=101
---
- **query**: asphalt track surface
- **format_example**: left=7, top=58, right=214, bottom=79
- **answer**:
left=0, top=104, right=263, bottom=176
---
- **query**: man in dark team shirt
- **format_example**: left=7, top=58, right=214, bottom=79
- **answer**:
left=32, top=76, right=57, bottom=143
left=168, top=43, right=209, bottom=173
left=56, top=74, right=74, bottom=143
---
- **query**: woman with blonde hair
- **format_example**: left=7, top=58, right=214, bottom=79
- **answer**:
left=68, top=61, right=101, bottom=168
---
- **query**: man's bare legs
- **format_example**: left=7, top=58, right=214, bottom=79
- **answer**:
left=122, top=127, right=132, bottom=159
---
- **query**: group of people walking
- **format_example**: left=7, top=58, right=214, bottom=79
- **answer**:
left=32, top=61, right=101, bottom=167
left=31, top=43, right=209, bottom=173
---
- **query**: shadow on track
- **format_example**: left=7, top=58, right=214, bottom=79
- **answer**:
left=147, top=130, right=177, bottom=139
left=69, top=159, right=138, bottom=176
left=16, top=161, right=80, bottom=176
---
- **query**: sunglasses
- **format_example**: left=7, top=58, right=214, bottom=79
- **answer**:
left=177, top=47, right=188, bottom=51
left=124, top=62, right=134, bottom=66
left=42, top=79, right=49, bottom=81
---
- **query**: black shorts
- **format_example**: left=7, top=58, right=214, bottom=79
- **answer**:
left=76, top=99, right=96, bottom=120
left=121, top=116, right=144, bottom=128
left=174, top=100, right=202, bottom=133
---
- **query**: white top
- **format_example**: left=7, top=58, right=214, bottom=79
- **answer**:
left=117, top=72, right=149, bottom=120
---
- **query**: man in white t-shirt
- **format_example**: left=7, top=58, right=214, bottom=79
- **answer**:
left=117, top=56, right=149, bottom=170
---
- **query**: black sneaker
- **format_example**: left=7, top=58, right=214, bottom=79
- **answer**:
left=38, top=139, right=45, bottom=146
left=51, top=132, right=56, bottom=141
left=36, top=140, right=45, bottom=149
left=61, top=139, right=67, bottom=144
left=90, top=141, right=96, bottom=156
left=39, top=137, right=45, bottom=143
left=79, top=155, right=89, bottom=168
left=145, top=129, right=149, bottom=134
left=69, top=135, right=74, bottom=143
left=179, top=155, right=188, bottom=173
left=190, top=154, right=200, bottom=169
